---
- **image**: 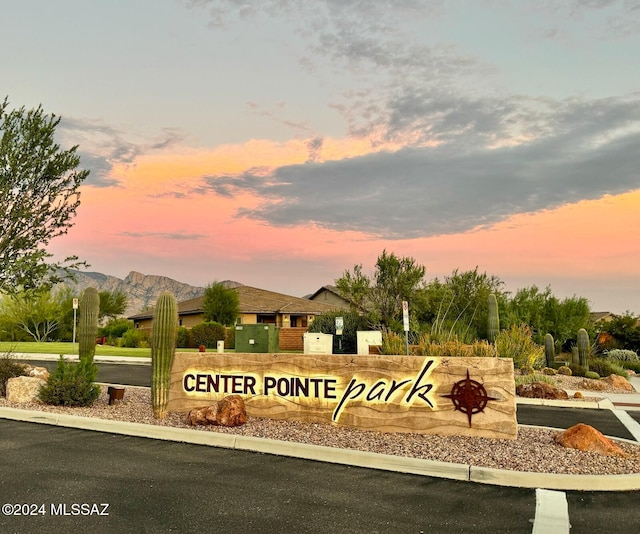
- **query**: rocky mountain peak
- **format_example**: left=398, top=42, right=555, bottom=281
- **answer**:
left=61, top=270, right=211, bottom=317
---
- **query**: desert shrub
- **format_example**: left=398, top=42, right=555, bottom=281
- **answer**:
left=308, top=311, right=371, bottom=354
left=589, top=359, right=629, bottom=379
left=0, top=352, right=28, bottom=396
left=620, top=360, right=640, bottom=373
left=412, top=336, right=496, bottom=358
left=38, top=357, right=100, bottom=407
left=557, top=365, right=572, bottom=376
left=176, top=327, right=193, bottom=348
left=495, top=324, right=544, bottom=369
left=604, top=349, right=639, bottom=362
left=99, top=318, right=134, bottom=340
left=121, top=328, right=149, bottom=348
left=470, top=340, right=496, bottom=357
left=584, top=371, right=600, bottom=379
left=381, top=331, right=406, bottom=355
left=191, top=321, right=226, bottom=349
left=515, top=374, right=553, bottom=386
left=568, top=363, right=587, bottom=377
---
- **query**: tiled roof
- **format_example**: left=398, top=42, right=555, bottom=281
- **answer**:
left=128, top=285, right=340, bottom=320
left=590, top=311, right=616, bottom=322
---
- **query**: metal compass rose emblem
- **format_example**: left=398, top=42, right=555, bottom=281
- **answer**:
left=441, top=369, right=498, bottom=427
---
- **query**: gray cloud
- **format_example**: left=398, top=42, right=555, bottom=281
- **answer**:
left=201, top=94, right=640, bottom=238
left=182, top=1, right=640, bottom=239
left=58, top=118, right=184, bottom=187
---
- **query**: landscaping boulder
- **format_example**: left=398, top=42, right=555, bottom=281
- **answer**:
left=602, top=374, right=635, bottom=392
left=6, top=376, right=46, bottom=403
left=21, top=364, right=50, bottom=381
left=186, top=395, right=247, bottom=427
left=577, top=379, right=606, bottom=391
left=515, top=381, right=569, bottom=400
left=554, top=423, right=627, bottom=458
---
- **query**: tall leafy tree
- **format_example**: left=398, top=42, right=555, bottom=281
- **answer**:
left=0, top=288, right=63, bottom=342
left=202, top=282, right=239, bottom=326
left=505, top=285, right=591, bottom=348
left=335, top=250, right=426, bottom=329
left=372, top=250, right=426, bottom=328
left=0, top=97, right=89, bottom=292
left=335, top=263, right=371, bottom=312
left=99, top=290, right=128, bottom=321
left=418, top=268, right=505, bottom=341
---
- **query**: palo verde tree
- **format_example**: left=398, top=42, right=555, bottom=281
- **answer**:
left=336, top=250, right=426, bottom=329
left=0, top=288, right=64, bottom=342
left=0, top=97, right=89, bottom=293
left=202, top=282, right=239, bottom=326
left=505, top=285, right=591, bottom=348
left=418, top=268, right=505, bottom=342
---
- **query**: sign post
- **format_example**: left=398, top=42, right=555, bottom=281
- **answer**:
left=72, top=298, right=79, bottom=349
left=335, top=316, right=344, bottom=353
left=402, top=300, right=410, bottom=355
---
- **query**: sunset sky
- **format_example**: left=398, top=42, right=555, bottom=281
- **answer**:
left=3, top=1, right=639, bottom=313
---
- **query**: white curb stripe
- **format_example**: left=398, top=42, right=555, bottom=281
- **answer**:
left=612, top=409, right=640, bottom=442
left=532, top=489, right=570, bottom=534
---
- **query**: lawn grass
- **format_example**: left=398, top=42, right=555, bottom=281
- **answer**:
left=0, top=341, right=151, bottom=358
left=0, top=342, right=227, bottom=358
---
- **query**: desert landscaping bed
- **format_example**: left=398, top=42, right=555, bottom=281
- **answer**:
left=2, top=383, right=640, bottom=477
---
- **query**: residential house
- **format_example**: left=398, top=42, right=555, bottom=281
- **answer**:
left=128, top=284, right=342, bottom=350
left=306, top=285, right=352, bottom=310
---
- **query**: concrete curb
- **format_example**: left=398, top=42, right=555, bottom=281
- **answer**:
left=14, top=353, right=151, bottom=364
left=1, top=406, right=639, bottom=492
left=516, top=397, right=616, bottom=410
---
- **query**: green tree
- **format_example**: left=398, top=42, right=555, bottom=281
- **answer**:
left=335, top=264, right=371, bottom=312
left=372, top=250, right=426, bottom=328
left=52, top=286, right=75, bottom=341
left=99, top=317, right=134, bottom=340
left=202, top=282, right=239, bottom=326
left=505, top=285, right=591, bottom=348
left=418, top=268, right=505, bottom=341
left=0, top=98, right=89, bottom=293
left=99, top=290, right=128, bottom=321
left=191, top=321, right=226, bottom=348
left=0, top=288, right=63, bottom=341
left=335, top=250, right=426, bottom=329
left=600, top=313, right=640, bottom=352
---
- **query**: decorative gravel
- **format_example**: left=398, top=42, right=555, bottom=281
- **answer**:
left=2, top=386, right=640, bottom=476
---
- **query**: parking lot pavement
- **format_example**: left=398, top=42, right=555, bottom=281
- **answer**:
left=1, top=419, right=538, bottom=534
left=516, top=404, right=636, bottom=440
left=2, top=419, right=640, bottom=533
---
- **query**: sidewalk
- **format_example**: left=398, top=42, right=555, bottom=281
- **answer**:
left=569, top=375, right=640, bottom=411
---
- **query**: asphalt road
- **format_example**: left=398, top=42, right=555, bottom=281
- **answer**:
left=6, top=359, right=640, bottom=532
left=21, top=359, right=638, bottom=438
left=1, top=419, right=639, bottom=534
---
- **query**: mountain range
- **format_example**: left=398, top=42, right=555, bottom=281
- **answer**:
left=61, top=270, right=212, bottom=317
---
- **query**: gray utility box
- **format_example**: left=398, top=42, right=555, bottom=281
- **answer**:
left=235, top=324, right=279, bottom=353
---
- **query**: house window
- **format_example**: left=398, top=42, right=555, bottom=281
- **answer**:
left=179, top=318, right=183, bottom=326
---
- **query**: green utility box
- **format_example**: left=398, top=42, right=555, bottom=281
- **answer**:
left=235, top=324, right=280, bottom=353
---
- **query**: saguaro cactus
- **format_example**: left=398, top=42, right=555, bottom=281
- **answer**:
left=577, top=328, right=590, bottom=371
left=571, top=346, right=579, bottom=366
left=544, top=333, right=555, bottom=368
left=487, top=293, right=500, bottom=343
left=151, top=291, right=178, bottom=419
left=78, top=287, right=100, bottom=364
